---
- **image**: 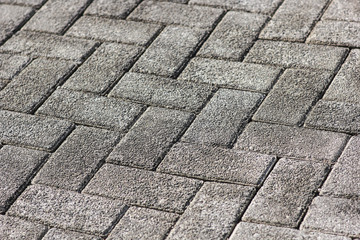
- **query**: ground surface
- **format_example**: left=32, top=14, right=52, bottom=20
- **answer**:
left=0, top=0, right=359, bottom=239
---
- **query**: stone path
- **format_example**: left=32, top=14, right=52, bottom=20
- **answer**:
left=0, top=0, right=359, bottom=239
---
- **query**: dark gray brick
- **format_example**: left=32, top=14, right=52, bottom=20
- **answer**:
left=0, top=110, right=74, bottom=151
left=43, top=228, right=101, bottom=240
left=243, top=159, right=328, bottom=227
left=179, top=57, right=281, bottom=92
left=85, top=0, right=141, bottom=18
left=0, top=145, right=47, bottom=213
left=158, top=142, right=276, bottom=185
left=37, top=88, right=144, bottom=130
left=66, top=16, right=161, bottom=46
left=0, top=53, right=30, bottom=80
left=8, top=184, right=127, bottom=235
left=302, top=196, right=360, bottom=236
left=235, top=122, right=348, bottom=162
left=167, top=182, right=255, bottom=240
left=108, top=207, right=178, bottom=240
left=182, top=89, right=263, bottom=146
left=83, top=164, right=202, bottom=213
left=0, top=58, right=75, bottom=113
left=197, top=11, right=267, bottom=60
left=109, top=72, right=214, bottom=112
left=253, top=69, right=332, bottom=125
left=129, top=0, right=223, bottom=28
left=322, top=0, right=360, bottom=22
left=131, top=26, right=206, bottom=77
left=107, top=107, right=193, bottom=170
left=33, top=126, right=120, bottom=191
left=244, top=40, right=347, bottom=71
left=63, top=43, right=143, bottom=94
left=0, top=215, right=46, bottom=240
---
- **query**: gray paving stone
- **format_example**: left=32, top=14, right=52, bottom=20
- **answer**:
left=107, top=107, right=193, bottom=170
left=0, top=215, right=47, bottom=240
left=322, top=0, right=360, bottom=22
left=83, top=164, right=202, bottom=213
left=158, top=142, right=276, bottom=185
left=307, top=20, right=360, bottom=47
left=182, top=89, right=263, bottom=146
left=63, top=43, right=143, bottom=94
left=235, top=122, right=348, bottom=162
left=167, top=182, right=255, bottom=240
left=24, top=0, right=89, bottom=34
left=244, top=40, right=347, bottom=71
left=230, top=222, right=351, bottom=240
left=197, top=11, right=267, bottom=60
left=85, top=0, right=141, bottom=18
left=66, top=16, right=161, bottom=46
left=305, top=100, right=360, bottom=134
left=0, top=58, right=75, bottom=113
left=0, top=110, right=74, bottom=151
left=0, top=79, right=8, bottom=90
left=43, top=228, right=101, bottom=240
left=108, top=207, right=178, bottom=240
left=131, top=26, right=206, bottom=77
left=242, top=159, right=328, bottom=227
left=0, top=53, right=30, bottom=80
left=109, top=72, right=214, bottom=112
left=33, top=126, right=120, bottom=191
left=0, top=145, right=47, bottom=213
left=253, top=69, right=332, bottom=125
left=129, top=0, right=223, bottom=28
left=0, top=31, right=96, bottom=61
left=8, top=184, right=127, bottom=235
left=179, top=57, right=281, bottom=92
left=259, top=0, right=327, bottom=41
left=37, top=88, right=144, bottom=131
left=301, top=196, right=360, bottom=236
left=0, top=0, right=45, bottom=7
left=323, top=50, right=360, bottom=104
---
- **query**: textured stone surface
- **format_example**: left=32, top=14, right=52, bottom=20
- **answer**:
left=83, top=164, right=202, bottom=213
left=8, top=184, right=127, bottom=235
left=0, top=0, right=45, bottom=7
left=158, top=142, right=276, bottom=185
left=0, top=215, right=46, bottom=240
left=179, top=57, right=281, bottom=92
left=322, top=0, right=360, bottom=22
left=235, top=122, right=348, bottom=162
left=253, top=69, right=332, bottom=125
left=167, top=182, right=255, bottom=240
left=37, top=88, right=144, bottom=130
left=42, top=228, right=101, bottom=240
left=108, top=207, right=178, bottom=240
left=85, top=0, right=140, bottom=18
left=0, top=53, right=30, bottom=80
left=182, top=89, right=263, bottom=146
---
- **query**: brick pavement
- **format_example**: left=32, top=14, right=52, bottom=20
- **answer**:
left=0, top=0, right=359, bottom=239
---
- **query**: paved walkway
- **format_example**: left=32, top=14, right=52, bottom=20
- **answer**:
left=1, top=0, right=359, bottom=239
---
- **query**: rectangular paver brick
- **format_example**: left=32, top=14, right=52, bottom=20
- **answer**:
left=322, top=0, right=360, bottom=22
left=8, top=184, right=127, bottom=235
left=43, top=228, right=101, bottom=240
left=166, top=182, right=255, bottom=240
left=0, top=53, right=30, bottom=80
left=0, top=215, right=46, bottom=240
left=83, top=164, right=202, bottom=213
left=235, top=122, right=348, bottom=162
left=85, top=0, right=140, bottom=18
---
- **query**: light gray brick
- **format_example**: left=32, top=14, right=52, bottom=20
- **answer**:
left=132, top=26, right=206, bottom=77
left=253, top=69, right=332, bottom=125
left=0, top=110, right=74, bottom=151
left=0, top=53, right=30, bottom=80
left=323, top=0, right=360, bottom=22
left=43, top=228, right=101, bottom=240
left=243, top=159, right=328, bottom=227
left=108, top=207, right=178, bottom=240
left=83, top=164, right=202, bottom=213
left=37, top=88, right=144, bottom=130
left=197, top=11, right=267, bottom=60
left=158, top=142, right=276, bottom=185
left=235, top=122, right=348, bottom=162
left=8, top=184, right=127, bottom=235
left=0, top=215, right=47, bottom=240
left=0, top=146, right=47, bottom=213
left=244, top=40, right=347, bottom=71
left=109, top=72, right=214, bottom=112
left=179, top=57, right=281, bottom=92
left=167, top=182, right=255, bottom=240
left=0, top=0, right=45, bottom=7
left=129, top=0, right=223, bottom=28
left=66, top=16, right=161, bottom=46
left=63, top=43, right=143, bottom=94
left=301, top=196, right=360, bottom=236
left=85, top=0, right=141, bottom=18
left=33, top=126, right=120, bottom=191
left=0, top=58, right=75, bottom=113
left=107, top=107, right=193, bottom=170
left=182, top=89, right=263, bottom=146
